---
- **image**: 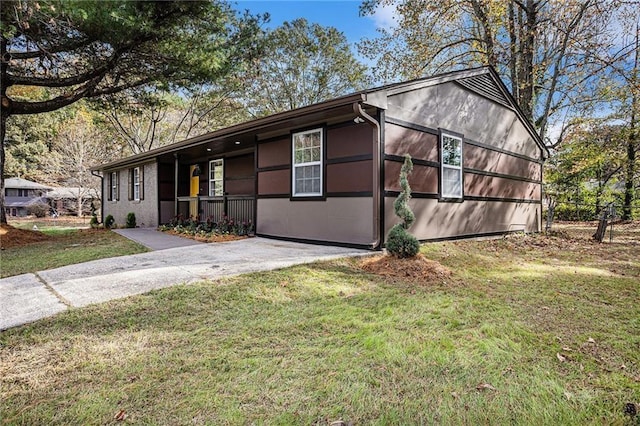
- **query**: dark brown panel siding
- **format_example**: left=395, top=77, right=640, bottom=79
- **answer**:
left=226, top=154, right=254, bottom=178
left=464, top=144, right=540, bottom=181
left=258, top=138, right=289, bottom=168
left=226, top=178, right=254, bottom=195
left=385, top=161, right=438, bottom=194
left=464, top=173, right=540, bottom=200
left=258, top=169, right=290, bottom=195
left=385, top=123, right=438, bottom=162
left=326, top=123, right=373, bottom=159
left=326, top=160, right=373, bottom=193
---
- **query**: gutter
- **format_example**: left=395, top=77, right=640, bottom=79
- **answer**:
left=353, top=102, right=381, bottom=250
left=90, top=170, right=104, bottom=223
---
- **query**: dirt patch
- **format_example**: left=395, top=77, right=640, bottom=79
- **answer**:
left=162, top=229, right=248, bottom=243
left=360, top=253, right=452, bottom=284
left=0, top=224, right=51, bottom=249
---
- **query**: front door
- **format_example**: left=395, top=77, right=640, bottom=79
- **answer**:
left=189, top=165, right=200, bottom=218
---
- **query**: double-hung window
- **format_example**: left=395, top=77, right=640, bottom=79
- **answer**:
left=441, top=132, right=463, bottom=199
left=133, top=167, right=141, bottom=201
left=209, top=159, right=224, bottom=196
left=110, top=172, right=118, bottom=201
left=292, top=128, right=323, bottom=197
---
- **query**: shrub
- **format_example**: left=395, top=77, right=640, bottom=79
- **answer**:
left=27, top=202, right=50, bottom=218
left=386, top=154, right=420, bottom=258
left=104, top=215, right=115, bottom=229
left=89, top=214, right=99, bottom=229
left=126, top=212, right=136, bottom=228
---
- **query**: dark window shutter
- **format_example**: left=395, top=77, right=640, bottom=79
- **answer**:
left=139, top=165, right=144, bottom=200
left=128, top=169, right=133, bottom=201
left=116, top=172, right=120, bottom=201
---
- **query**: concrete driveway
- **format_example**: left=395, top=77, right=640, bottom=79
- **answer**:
left=0, top=237, right=368, bottom=331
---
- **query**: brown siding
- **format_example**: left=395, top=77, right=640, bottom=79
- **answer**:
left=257, top=198, right=373, bottom=245
left=326, top=160, right=373, bottom=193
left=385, top=161, right=438, bottom=194
left=464, top=173, right=540, bottom=200
left=226, top=179, right=254, bottom=195
left=384, top=197, right=541, bottom=240
left=385, top=123, right=439, bottom=162
left=258, top=138, right=289, bottom=168
left=464, top=144, right=541, bottom=181
left=258, top=169, right=289, bottom=195
left=226, top=154, right=254, bottom=178
left=326, top=123, right=372, bottom=159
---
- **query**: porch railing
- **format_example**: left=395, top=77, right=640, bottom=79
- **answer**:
left=175, top=195, right=254, bottom=225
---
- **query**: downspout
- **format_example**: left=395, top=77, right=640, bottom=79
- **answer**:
left=353, top=102, right=381, bottom=250
left=90, top=170, right=104, bottom=223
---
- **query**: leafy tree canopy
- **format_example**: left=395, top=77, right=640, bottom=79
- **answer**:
left=244, top=18, right=368, bottom=116
left=0, top=0, right=265, bottom=223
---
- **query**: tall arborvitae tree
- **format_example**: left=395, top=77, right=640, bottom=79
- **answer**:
left=0, top=0, right=264, bottom=224
left=386, top=154, right=420, bottom=258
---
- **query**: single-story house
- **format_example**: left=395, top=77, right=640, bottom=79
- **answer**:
left=4, top=177, right=52, bottom=217
left=93, top=66, right=548, bottom=249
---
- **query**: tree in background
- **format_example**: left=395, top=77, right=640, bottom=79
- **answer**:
left=0, top=0, right=264, bottom=223
left=244, top=18, right=368, bottom=116
left=545, top=124, right=627, bottom=220
left=44, top=108, right=115, bottom=216
left=94, top=84, right=250, bottom=155
left=358, top=0, right=633, bottom=146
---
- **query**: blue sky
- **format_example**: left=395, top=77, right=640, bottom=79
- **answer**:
left=232, top=0, right=395, bottom=47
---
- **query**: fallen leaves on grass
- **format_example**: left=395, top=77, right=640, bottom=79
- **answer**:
left=114, top=410, right=127, bottom=421
left=359, top=253, right=451, bottom=284
left=0, top=224, right=50, bottom=249
left=476, top=383, right=497, bottom=391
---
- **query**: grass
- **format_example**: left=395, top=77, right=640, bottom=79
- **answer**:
left=1, top=223, right=639, bottom=424
left=1, top=229, right=148, bottom=278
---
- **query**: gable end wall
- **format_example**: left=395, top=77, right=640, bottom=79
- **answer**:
left=384, top=82, right=543, bottom=241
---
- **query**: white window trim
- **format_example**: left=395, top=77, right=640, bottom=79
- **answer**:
left=292, top=128, right=323, bottom=197
left=441, top=132, right=463, bottom=199
left=209, top=159, right=224, bottom=197
left=133, top=167, right=141, bottom=201
left=111, top=172, right=118, bottom=201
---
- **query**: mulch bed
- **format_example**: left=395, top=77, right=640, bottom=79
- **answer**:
left=0, top=224, right=51, bottom=249
left=360, top=253, right=452, bottom=284
left=162, top=229, right=248, bottom=243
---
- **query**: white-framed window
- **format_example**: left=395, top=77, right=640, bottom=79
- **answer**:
left=133, top=167, right=141, bottom=201
left=209, top=159, right=224, bottom=196
left=441, top=132, right=463, bottom=199
left=110, top=171, right=118, bottom=201
left=292, top=128, right=323, bottom=197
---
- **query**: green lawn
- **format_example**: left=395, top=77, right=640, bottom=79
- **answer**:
left=1, top=228, right=148, bottom=278
left=1, top=223, right=638, bottom=424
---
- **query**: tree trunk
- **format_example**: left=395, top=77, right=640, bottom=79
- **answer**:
left=623, top=27, right=638, bottom=221
left=1, top=36, right=9, bottom=225
left=593, top=207, right=609, bottom=242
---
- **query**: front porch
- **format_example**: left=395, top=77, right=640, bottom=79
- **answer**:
left=156, top=136, right=257, bottom=226
left=176, top=195, right=255, bottom=226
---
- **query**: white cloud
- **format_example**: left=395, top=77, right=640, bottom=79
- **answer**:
left=370, top=3, right=398, bottom=31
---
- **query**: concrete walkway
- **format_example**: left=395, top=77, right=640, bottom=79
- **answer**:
left=113, top=228, right=203, bottom=250
left=0, top=237, right=368, bottom=331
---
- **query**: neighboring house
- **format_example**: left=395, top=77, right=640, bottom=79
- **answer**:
left=93, top=67, right=548, bottom=248
left=46, top=187, right=100, bottom=216
left=3, top=177, right=52, bottom=217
